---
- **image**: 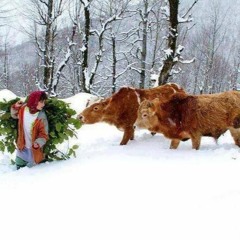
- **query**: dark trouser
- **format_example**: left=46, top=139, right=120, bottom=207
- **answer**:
left=15, top=156, right=28, bottom=169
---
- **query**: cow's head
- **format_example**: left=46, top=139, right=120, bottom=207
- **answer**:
left=134, top=98, right=160, bottom=130
left=77, top=99, right=110, bottom=124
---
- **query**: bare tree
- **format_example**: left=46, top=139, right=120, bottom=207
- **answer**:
left=157, top=0, right=197, bottom=86
left=125, top=0, right=166, bottom=89
left=0, top=1, right=11, bottom=28
left=78, top=0, right=129, bottom=94
left=24, top=0, right=66, bottom=91
left=0, top=1, right=11, bottom=89
left=2, top=38, right=10, bottom=89
left=202, top=2, right=229, bottom=93
left=187, top=1, right=233, bottom=94
left=138, top=0, right=149, bottom=88
left=157, top=0, right=179, bottom=86
left=49, top=23, right=77, bottom=96
left=79, top=0, right=91, bottom=92
left=92, top=0, right=135, bottom=93
left=233, top=47, right=240, bottom=90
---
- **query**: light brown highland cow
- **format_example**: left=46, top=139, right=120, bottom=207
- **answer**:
left=77, top=83, right=185, bottom=145
left=135, top=90, right=240, bottom=149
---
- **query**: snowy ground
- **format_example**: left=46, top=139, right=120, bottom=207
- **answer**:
left=1, top=90, right=240, bottom=240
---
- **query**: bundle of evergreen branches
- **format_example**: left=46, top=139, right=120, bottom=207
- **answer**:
left=0, top=97, right=81, bottom=162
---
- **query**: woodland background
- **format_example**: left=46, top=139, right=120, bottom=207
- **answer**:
left=0, top=0, right=240, bottom=98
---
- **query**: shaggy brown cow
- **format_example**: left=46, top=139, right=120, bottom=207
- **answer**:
left=135, top=90, right=240, bottom=149
left=77, top=83, right=185, bottom=145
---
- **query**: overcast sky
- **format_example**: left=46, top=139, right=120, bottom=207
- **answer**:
left=3, top=0, right=240, bottom=45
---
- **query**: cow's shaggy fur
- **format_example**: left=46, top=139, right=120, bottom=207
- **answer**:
left=77, top=83, right=185, bottom=145
left=135, top=90, right=240, bottom=149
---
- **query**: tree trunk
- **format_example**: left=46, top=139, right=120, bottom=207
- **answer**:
left=139, top=1, right=148, bottom=89
left=43, top=0, right=54, bottom=88
left=158, top=0, right=179, bottom=86
left=112, top=34, right=117, bottom=93
left=3, top=42, right=9, bottom=89
left=81, top=1, right=90, bottom=93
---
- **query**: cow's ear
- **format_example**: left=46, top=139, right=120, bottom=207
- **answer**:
left=101, top=98, right=110, bottom=107
left=152, top=98, right=160, bottom=106
left=160, top=85, right=175, bottom=96
left=102, top=102, right=109, bottom=108
left=159, top=86, right=176, bottom=102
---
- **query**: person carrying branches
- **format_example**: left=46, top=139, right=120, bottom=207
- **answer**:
left=11, top=91, right=49, bottom=169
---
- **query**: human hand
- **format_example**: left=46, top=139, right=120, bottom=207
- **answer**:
left=15, top=101, right=23, bottom=108
left=33, top=142, right=39, bottom=149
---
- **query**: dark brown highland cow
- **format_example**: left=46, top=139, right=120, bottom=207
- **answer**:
left=135, top=90, right=240, bottom=150
left=77, top=83, right=185, bottom=145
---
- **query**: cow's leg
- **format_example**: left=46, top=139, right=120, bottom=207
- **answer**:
left=130, top=131, right=134, bottom=140
left=229, top=127, right=240, bottom=147
left=190, top=132, right=201, bottom=150
left=120, top=127, right=135, bottom=145
left=170, top=139, right=180, bottom=149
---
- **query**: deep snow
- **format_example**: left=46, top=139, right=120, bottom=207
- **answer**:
left=1, top=89, right=240, bottom=240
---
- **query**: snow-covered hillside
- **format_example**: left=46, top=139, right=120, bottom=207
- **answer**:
left=1, top=89, right=240, bottom=240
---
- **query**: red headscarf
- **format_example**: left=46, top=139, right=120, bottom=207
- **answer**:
left=27, top=91, right=45, bottom=114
